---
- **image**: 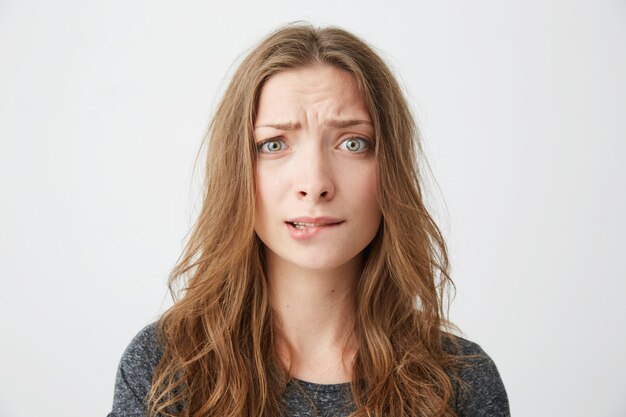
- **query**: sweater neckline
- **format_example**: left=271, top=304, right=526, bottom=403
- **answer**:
left=292, top=378, right=351, bottom=393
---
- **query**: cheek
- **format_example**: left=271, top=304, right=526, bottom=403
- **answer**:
left=255, top=166, right=279, bottom=218
left=364, top=181, right=382, bottom=225
left=354, top=164, right=378, bottom=201
left=363, top=182, right=382, bottom=238
left=365, top=167, right=379, bottom=202
left=343, top=164, right=380, bottom=222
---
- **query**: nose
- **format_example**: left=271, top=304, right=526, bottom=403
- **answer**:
left=294, top=146, right=335, bottom=202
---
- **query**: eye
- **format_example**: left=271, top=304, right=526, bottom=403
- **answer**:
left=257, top=138, right=287, bottom=153
left=338, top=136, right=370, bottom=153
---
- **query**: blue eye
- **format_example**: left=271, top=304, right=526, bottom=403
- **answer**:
left=339, top=136, right=370, bottom=153
left=257, top=138, right=286, bottom=153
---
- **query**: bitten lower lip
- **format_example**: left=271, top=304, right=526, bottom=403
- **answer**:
left=285, top=221, right=344, bottom=240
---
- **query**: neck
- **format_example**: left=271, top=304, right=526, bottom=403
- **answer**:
left=265, top=248, right=362, bottom=383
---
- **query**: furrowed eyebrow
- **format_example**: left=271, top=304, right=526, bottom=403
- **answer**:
left=254, top=121, right=301, bottom=130
left=325, top=119, right=373, bottom=128
left=254, top=119, right=372, bottom=130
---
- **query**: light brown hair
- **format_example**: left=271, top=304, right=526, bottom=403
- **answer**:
left=148, top=22, right=468, bottom=417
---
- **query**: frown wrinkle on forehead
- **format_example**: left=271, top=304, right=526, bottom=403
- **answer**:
left=254, top=64, right=371, bottom=131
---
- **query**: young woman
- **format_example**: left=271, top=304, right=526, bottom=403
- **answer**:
left=108, top=23, right=509, bottom=417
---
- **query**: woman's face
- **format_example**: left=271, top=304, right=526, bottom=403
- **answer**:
left=253, top=64, right=382, bottom=274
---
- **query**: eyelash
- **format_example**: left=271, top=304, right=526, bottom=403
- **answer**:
left=256, top=136, right=372, bottom=154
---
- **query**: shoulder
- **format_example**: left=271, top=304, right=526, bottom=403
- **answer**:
left=442, top=333, right=511, bottom=417
left=116, top=321, right=163, bottom=386
left=120, top=321, right=162, bottom=368
left=109, top=322, right=163, bottom=417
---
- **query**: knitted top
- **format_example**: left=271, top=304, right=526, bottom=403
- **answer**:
left=107, top=322, right=510, bottom=416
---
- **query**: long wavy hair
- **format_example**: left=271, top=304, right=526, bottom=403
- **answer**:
left=147, top=22, right=469, bottom=417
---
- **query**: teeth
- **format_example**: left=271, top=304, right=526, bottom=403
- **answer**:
left=291, top=221, right=335, bottom=229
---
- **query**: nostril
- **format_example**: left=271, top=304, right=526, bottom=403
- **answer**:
left=297, top=189, right=331, bottom=198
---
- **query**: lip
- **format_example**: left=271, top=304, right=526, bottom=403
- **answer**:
left=285, top=216, right=344, bottom=225
left=285, top=217, right=345, bottom=241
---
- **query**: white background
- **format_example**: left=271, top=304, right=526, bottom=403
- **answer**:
left=1, top=1, right=624, bottom=416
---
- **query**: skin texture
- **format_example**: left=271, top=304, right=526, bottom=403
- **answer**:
left=253, top=64, right=382, bottom=383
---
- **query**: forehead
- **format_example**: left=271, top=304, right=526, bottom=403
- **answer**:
left=255, top=64, right=370, bottom=122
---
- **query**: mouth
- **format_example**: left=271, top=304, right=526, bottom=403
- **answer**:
left=286, top=220, right=345, bottom=230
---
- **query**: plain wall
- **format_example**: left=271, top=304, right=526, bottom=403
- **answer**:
left=1, top=0, right=625, bottom=416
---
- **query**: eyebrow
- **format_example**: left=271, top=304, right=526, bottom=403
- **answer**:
left=254, top=119, right=373, bottom=130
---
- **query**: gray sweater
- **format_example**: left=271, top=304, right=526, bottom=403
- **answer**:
left=108, top=323, right=510, bottom=417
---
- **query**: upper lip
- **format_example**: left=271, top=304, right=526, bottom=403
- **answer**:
left=286, top=216, right=344, bottom=225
